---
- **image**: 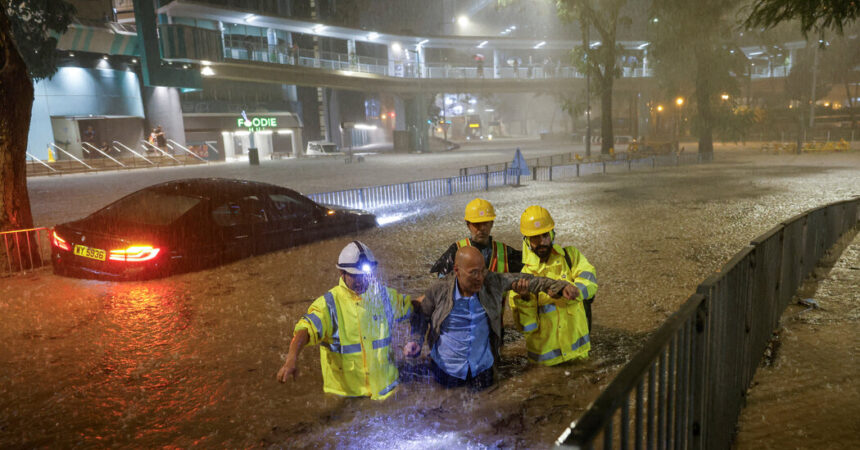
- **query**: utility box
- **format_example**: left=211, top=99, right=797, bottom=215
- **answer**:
left=248, top=147, right=260, bottom=165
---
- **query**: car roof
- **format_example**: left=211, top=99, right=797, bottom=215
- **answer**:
left=146, top=178, right=300, bottom=200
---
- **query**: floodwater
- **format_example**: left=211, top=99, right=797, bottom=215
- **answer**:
left=2, top=149, right=859, bottom=447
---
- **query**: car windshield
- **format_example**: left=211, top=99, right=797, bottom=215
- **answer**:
left=94, top=189, right=201, bottom=226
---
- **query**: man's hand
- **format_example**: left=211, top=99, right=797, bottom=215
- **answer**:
left=277, top=356, right=299, bottom=383
left=512, top=278, right=530, bottom=296
left=561, top=284, right=581, bottom=301
left=403, top=341, right=421, bottom=358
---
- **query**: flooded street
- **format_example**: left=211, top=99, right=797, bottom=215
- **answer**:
left=2, top=149, right=859, bottom=447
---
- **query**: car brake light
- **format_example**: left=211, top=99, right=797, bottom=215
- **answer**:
left=52, top=231, right=70, bottom=251
left=109, top=246, right=161, bottom=262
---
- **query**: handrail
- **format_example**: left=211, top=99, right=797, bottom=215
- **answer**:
left=112, top=140, right=154, bottom=165
left=557, top=197, right=860, bottom=449
left=49, top=143, right=94, bottom=170
left=205, top=142, right=220, bottom=155
left=168, top=138, right=207, bottom=162
left=81, top=142, right=126, bottom=167
left=26, top=153, right=58, bottom=172
left=140, top=140, right=182, bottom=164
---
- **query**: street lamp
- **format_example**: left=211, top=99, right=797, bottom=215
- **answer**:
left=457, top=15, right=470, bottom=28
left=674, top=97, right=684, bottom=152
left=721, top=94, right=730, bottom=101
left=656, top=105, right=664, bottom=135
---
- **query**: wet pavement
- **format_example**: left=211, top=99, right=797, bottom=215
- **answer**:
left=2, top=147, right=859, bottom=447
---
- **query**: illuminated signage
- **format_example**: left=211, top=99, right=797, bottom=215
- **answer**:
left=237, top=116, right=279, bottom=132
left=469, top=123, right=480, bottom=128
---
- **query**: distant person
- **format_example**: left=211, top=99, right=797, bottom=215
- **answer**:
left=155, top=125, right=168, bottom=153
left=277, top=241, right=414, bottom=400
left=430, top=198, right=523, bottom=277
left=404, top=246, right=579, bottom=390
left=83, top=125, right=96, bottom=143
left=508, top=206, right=598, bottom=366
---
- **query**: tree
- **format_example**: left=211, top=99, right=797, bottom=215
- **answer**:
left=1, top=1, right=74, bottom=262
left=649, top=0, right=746, bottom=158
left=556, top=0, right=630, bottom=155
left=499, top=0, right=629, bottom=155
left=745, top=0, right=860, bottom=36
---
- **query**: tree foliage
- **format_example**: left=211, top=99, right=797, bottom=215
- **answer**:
left=744, top=0, right=860, bottom=36
left=2, top=0, right=75, bottom=80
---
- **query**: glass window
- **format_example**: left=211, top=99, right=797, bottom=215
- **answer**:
left=268, top=193, right=313, bottom=221
left=211, top=195, right=268, bottom=227
left=94, top=190, right=200, bottom=226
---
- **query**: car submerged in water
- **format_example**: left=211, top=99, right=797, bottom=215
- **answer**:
left=51, top=178, right=377, bottom=280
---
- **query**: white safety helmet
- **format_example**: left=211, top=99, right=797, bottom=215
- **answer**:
left=336, top=241, right=378, bottom=275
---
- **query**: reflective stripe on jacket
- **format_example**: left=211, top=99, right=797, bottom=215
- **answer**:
left=508, top=244, right=597, bottom=366
left=457, top=238, right=508, bottom=273
left=295, top=278, right=412, bottom=400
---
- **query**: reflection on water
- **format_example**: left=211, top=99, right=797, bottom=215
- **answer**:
left=3, top=152, right=859, bottom=447
left=0, top=281, right=227, bottom=447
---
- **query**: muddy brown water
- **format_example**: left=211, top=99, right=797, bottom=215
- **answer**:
left=1, top=150, right=858, bottom=447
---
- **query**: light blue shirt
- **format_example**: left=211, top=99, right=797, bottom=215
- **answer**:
left=430, top=279, right=494, bottom=380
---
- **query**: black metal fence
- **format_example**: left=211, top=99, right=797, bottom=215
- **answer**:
left=556, top=197, right=860, bottom=449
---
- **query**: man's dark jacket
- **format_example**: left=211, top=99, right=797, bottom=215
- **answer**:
left=411, top=271, right=570, bottom=367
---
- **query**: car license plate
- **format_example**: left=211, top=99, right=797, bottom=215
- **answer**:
left=74, top=244, right=106, bottom=261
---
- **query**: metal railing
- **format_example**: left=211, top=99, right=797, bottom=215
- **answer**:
left=307, top=170, right=519, bottom=210
left=1, top=227, right=52, bottom=276
left=557, top=197, right=860, bottom=449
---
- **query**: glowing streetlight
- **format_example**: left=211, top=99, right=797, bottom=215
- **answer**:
left=656, top=105, right=664, bottom=112
left=721, top=94, right=729, bottom=101
left=457, top=15, right=470, bottom=27
left=675, top=97, right=684, bottom=106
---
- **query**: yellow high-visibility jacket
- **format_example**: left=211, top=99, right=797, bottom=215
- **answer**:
left=295, top=278, right=412, bottom=400
left=508, top=244, right=597, bottom=365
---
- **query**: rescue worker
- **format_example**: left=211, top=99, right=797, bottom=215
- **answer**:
left=405, top=246, right=579, bottom=389
left=508, top=206, right=598, bottom=366
left=430, top=198, right=523, bottom=277
left=277, top=241, right=413, bottom=400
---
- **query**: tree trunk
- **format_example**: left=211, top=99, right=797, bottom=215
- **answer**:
left=600, top=74, right=614, bottom=155
left=0, top=7, right=39, bottom=269
left=695, top=53, right=714, bottom=158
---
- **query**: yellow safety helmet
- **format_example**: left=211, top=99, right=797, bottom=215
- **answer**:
left=464, top=198, right=496, bottom=223
left=520, top=205, right=555, bottom=236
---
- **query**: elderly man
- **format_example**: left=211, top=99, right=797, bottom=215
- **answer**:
left=277, top=241, right=412, bottom=400
left=405, top=246, right=577, bottom=390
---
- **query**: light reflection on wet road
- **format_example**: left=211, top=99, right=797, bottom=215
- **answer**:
left=2, top=150, right=859, bottom=447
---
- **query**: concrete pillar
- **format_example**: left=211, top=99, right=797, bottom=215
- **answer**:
left=493, top=49, right=500, bottom=78
left=266, top=28, right=278, bottom=63
left=388, top=44, right=398, bottom=77
left=142, top=85, right=186, bottom=147
left=417, top=45, right=426, bottom=77
left=643, top=48, right=649, bottom=75
left=347, top=39, right=356, bottom=67
left=291, top=128, right=303, bottom=157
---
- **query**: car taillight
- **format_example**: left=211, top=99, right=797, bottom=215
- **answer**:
left=109, top=246, right=161, bottom=262
left=52, top=230, right=70, bottom=251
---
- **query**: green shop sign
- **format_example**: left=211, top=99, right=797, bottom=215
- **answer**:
left=237, top=116, right=279, bottom=132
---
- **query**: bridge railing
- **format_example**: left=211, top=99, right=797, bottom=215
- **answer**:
left=556, top=197, right=860, bottom=449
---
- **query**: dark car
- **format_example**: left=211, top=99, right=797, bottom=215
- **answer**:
left=51, top=178, right=377, bottom=280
